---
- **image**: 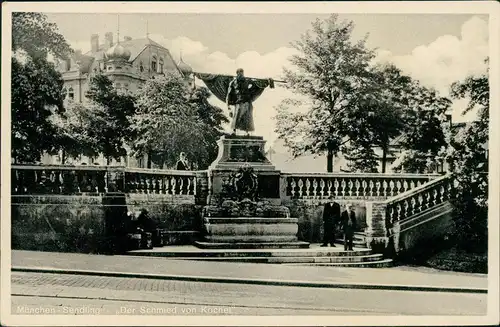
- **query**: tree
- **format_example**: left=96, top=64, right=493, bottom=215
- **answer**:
left=11, top=13, right=72, bottom=163
left=188, top=86, right=229, bottom=168
left=131, top=75, right=218, bottom=169
left=85, top=74, right=137, bottom=163
left=446, top=62, right=488, bottom=253
left=342, top=64, right=411, bottom=173
left=53, top=74, right=137, bottom=164
left=275, top=14, right=376, bottom=172
left=395, top=84, right=451, bottom=173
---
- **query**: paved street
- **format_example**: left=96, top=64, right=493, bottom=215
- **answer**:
left=11, top=272, right=487, bottom=316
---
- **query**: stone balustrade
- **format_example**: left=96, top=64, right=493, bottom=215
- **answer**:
left=11, top=165, right=197, bottom=196
left=124, top=168, right=196, bottom=195
left=282, top=172, right=438, bottom=200
left=365, top=173, right=454, bottom=253
left=384, top=174, right=454, bottom=225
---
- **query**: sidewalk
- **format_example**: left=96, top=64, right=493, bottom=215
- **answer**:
left=11, top=250, right=488, bottom=293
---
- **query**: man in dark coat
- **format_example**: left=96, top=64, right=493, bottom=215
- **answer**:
left=341, top=203, right=357, bottom=251
left=321, top=196, right=341, bottom=247
left=176, top=152, right=189, bottom=170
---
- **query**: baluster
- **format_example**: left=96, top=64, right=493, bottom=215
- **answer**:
left=389, top=206, right=395, bottom=224
left=290, top=179, right=296, bottom=197
left=410, top=180, right=415, bottom=190
left=179, top=176, right=185, bottom=195
left=432, top=189, right=438, bottom=205
left=319, top=179, right=325, bottom=198
left=410, top=197, right=417, bottom=215
left=396, top=203, right=402, bottom=221
left=147, top=177, right=153, bottom=194
left=396, top=180, right=402, bottom=195
left=425, top=192, right=431, bottom=209
left=403, top=199, right=409, bottom=218
left=389, top=180, right=395, bottom=196
left=368, top=180, right=374, bottom=197
left=151, top=177, right=157, bottom=194
left=375, top=180, right=381, bottom=197
left=164, top=177, right=170, bottom=195
left=417, top=194, right=424, bottom=213
left=347, top=179, right=354, bottom=196
left=297, top=179, right=304, bottom=197
left=312, top=179, right=318, bottom=198
left=327, top=179, right=332, bottom=197
left=355, top=179, right=360, bottom=197
left=170, top=176, right=176, bottom=195
left=403, top=180, right=408, bottom=192
left=361, top=180, right=368, bottom=197
left=333, top=179, right=339, bottom=197
left=382, top=180, right=388, bottom=197
left=304, top=178, right=310, bottom=197
left=439, top=185, right=445, bottom=203
left=340, top=179, right=346, bottom=197
left=416, top=180, right=422, bottom=187
left=158, top=177, right=164, bottom=194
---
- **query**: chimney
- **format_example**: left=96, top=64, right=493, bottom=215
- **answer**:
left=91, top=34, right=99, bottom=53
left=105, top=32, right=113, bottom=49
left=124, top=36, right=132, bottom=42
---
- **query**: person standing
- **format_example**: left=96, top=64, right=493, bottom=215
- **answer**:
left=176, top=152, right=189, bottom=170
left=341, top=203, right=357, bottom=251
left=321, top=195, right=341, bottom=247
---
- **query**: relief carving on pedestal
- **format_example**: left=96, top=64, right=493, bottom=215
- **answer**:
left=228, top=144, right=268, bottom=163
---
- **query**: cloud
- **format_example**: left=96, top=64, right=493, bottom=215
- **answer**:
left=373, top=16, right=488, bottom=122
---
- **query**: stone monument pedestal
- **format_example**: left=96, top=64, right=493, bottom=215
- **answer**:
left=195, top=134, right=309, bottom=249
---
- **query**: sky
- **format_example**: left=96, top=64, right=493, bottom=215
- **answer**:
left=46, top=13, right=489, bottom=147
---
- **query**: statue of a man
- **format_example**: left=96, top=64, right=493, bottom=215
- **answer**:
left=226, top=68, right=256, bottom=135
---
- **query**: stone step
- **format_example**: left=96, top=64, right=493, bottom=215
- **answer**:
left=128, top=246, right=372, bottom=258
left=194, top=241, right=310, bottom=249
left=166, top=253, right=384, bottom=264
left=285, top=258, right=394, bottom=268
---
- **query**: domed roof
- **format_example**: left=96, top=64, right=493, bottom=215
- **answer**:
left=177, top=57, right=192, bottom=75
left=105, top=43, right=131, bottom=61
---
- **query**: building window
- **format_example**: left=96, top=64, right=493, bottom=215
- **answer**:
left=124, top=83, right=129, bottom=93
left=151, top=56, right=157, bottom=72
left=62, top=87, right=67, bottom=98
left=68, top=87, right=74, bottom=100
left=139, top=61, right=144, bottom=72
left=159, top=58, right=164, bottom=73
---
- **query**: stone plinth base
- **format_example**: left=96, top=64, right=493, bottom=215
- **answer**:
left=209, top=135, right=276, bottom=171
left=196, top=215, right=309, bottom=249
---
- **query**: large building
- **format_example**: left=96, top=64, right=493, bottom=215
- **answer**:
left=41, top=32, right=194, bottom=167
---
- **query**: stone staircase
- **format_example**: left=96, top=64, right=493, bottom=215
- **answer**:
left=127, top=245, right=393, bottom=267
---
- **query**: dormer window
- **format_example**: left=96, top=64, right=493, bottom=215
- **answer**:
left=68, top=87, right=74, bottom=100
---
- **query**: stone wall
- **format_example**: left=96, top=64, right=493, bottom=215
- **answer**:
left=11, top=195, right=106, bottom=253
left=11, top=193, right=201, bottom=253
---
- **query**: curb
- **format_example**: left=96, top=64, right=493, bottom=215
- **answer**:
left=12, top=266, right=487, bottom=294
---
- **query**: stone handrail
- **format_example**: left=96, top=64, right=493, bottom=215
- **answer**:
left=11, top=165, right=197, bottom=196
left=282, top=172, right=439, bottom=200
left=382, top=173, right=453, bottom=224
left=365, top=173, right=454, bottom=252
